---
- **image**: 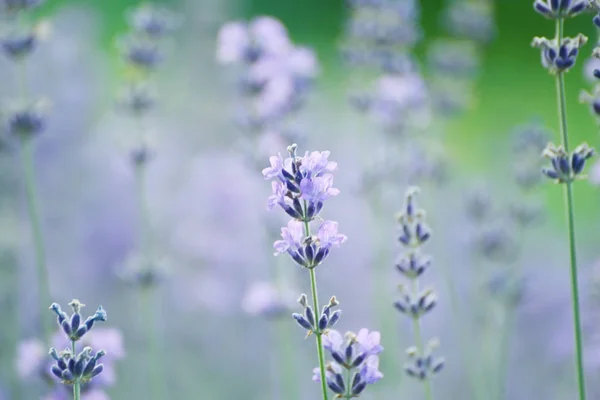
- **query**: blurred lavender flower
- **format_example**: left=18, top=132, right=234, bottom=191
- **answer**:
left=428, top=0, right=496, bottom=116
left=242, top=281, right=295, bottom=318
left=312, top=329, right=383, bottom=397
left=126, top=3, right=181, bottom=39
left=216, top=16, right=291, bottom=65
left=394, top=187, right=444, bottom=388
left=443, top=0, right=496, bottom=43
left=217, top=16, right=319, bottom=168
left=1, top=0, right=44, bottom=12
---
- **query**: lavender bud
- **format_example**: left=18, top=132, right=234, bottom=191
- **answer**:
left=304, top=306, right=315, bottom=327
left=327, top=310, right=341, bottom=327
left=326, top=378, right=344, bottom=394
left=292, top=313, right=313, bottom=331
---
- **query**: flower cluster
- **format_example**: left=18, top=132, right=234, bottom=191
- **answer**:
left=531, top=35, right=588, bottom=74
left=443, top=0, right=496, bottom=44
left=17, top=328, right=124, bottom=398
left=342, top=0, right=428, bottom=129
left=394, top=188, right=444, bottom=382
left=0, top=0, right=47, bottom=60
left=116, top=3, right=178, bottom=166
left=48, top=347, right=105, bottom=386
left=47, top=300, right=108, bottom=387
left=428, top=0, right=495, bottom=115
left=341, top=0, right=421, bottom=71
left=293, top=294, right=341, bottom=335
left=542, top=142, right=595, bottom=183
left=533, top=0, right=587, bottom=19
left=312, top=329, right=383, bottom=397
left=404, top=338, right=444, bottom=380
left=217, top=17, right=318, bottom=135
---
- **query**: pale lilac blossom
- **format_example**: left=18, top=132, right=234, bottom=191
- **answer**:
left=356, top=328, right=383, bottom=355
left=317, top=221, right=347, bottom=249
left=273, top=220, right=304, bottom=255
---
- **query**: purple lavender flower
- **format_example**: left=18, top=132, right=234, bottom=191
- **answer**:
left=313, top=329, right=384, bottom=396
left=16, top=328, right=124, bottom=397
left=273, top=220, right=304, bottom=256
left=47, top=301, right=111, bottom=392
left=355, top=329, right=383, bottom=356
left=263, top=145, right=342, bottom=224
left=359, top=355, right=383, bottom=384
left=242, top=281, right=294, bottom=318
left=216, top=16, right=291, bottom=65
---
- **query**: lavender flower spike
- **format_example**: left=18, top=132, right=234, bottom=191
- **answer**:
left=48, top=300, right=109, bottom=400
left=394, top=188, right=443, bottom=398
left=263, top=144, right=348, bottom=400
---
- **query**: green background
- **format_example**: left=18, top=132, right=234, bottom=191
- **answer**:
left=38, top=0, right=600, bottom=228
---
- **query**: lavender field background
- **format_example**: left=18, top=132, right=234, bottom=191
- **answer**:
left=1, top=0, right=600, bottom=399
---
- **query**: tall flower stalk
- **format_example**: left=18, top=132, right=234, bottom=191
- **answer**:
left=394, top=187, right=443, bottom=399
left=114, top=4, right=179, bottom=399
left=532, top=1, right=593, bottom=399
left=0, top=0, right=52, bottom=343
left=263, top=144, right=384, bottom=398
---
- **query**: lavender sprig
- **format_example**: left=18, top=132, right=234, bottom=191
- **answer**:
left=264, top=144, right=348, bottom=400
left=532, top=2, right=595, bottom=399
left=394, top=188, right=443, bottom=399
left=48, top=300, right=107, bottom=400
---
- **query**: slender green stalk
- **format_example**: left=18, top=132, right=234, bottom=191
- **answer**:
left=132, top=116, right=163, bottom=399
left=369, top=192, right=401, bottom=390
left=141, top=287, right=163, bottom=400
left=344, top=368, right=352, bottom=399
left=72, top=340, right=81, bottom=400
left=309, top=268, right=329, bottom=400
left=20, top=130, right=52, bottom=344
left=440, top=242, right=486, bottom=400
left=16, top=57, right=51, bottom=341
left=410, top=279, right=432, bottom=400
left=495, top=303, right=516, bottom=400
left=302, top=212, right=329, bottom=400
left=554, top=17, right=587, bottom=400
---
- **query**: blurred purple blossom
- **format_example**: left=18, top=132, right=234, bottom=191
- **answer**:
left=216, top=17, right=291, bottom=65
left=242, top=281, right=295, bottom=318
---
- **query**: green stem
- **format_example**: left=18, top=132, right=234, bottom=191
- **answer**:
left=303, top=214, right=329, bottom=400
left=141, top=287, right=163, bottom=400
left=20, top=137, right=51, bottom=342
left=411, top=280, right=432, bottom=400
left=554, top=17, right=587, bottom=400
left=440, top=247, right=486, bottom=400
left=310, top=268, right=329, bottom=400
left=369, top=193, right=402, bottom=391
left=495, top=303, right=516, bottom=400
left=344, top=368, right=352, bottom=399
left=72, top=340, right=81, bottom=400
